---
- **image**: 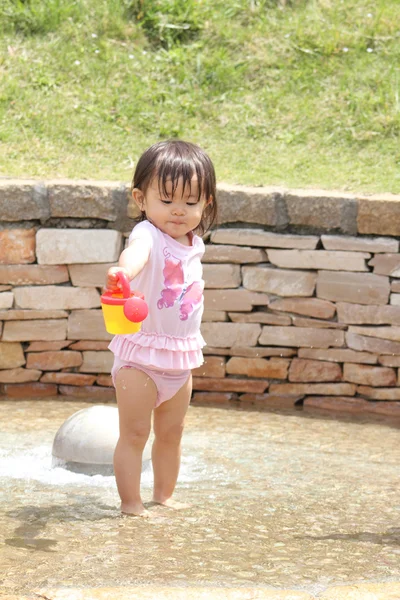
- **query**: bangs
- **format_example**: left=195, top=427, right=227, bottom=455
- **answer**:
left=155, top=143, right=212, bottom=203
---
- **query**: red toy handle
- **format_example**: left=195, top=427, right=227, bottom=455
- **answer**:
left=115, top=271, right=131, bottom=298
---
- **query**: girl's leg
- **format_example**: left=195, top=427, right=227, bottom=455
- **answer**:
left=152, top=373, right=192, bottom=508
left=113, top=367, right=157, bottom=516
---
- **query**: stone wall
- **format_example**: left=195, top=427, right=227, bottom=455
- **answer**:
left=2, top=179, right=400, bottom=417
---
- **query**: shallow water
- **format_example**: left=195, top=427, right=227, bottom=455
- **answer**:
left=0, top=400, right=399, bottom=596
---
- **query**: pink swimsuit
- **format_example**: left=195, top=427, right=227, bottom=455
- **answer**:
left=109, top=220, right=205, bottom=406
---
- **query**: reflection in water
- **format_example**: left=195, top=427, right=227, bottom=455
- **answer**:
left=0, top=399, right=400, bottom=594
left=298, top=527, right=400, bottom=547
left=5, top=503, right=118, bottom=553
left=5, top=506, right=57, bottom=552
left=5, top=536, right=58, bottom=552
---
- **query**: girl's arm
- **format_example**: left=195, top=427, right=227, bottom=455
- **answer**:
left=106, top=238, right=151, bottom=291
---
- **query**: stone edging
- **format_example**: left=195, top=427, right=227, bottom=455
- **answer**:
left=2, top=179, right=400, bottom=235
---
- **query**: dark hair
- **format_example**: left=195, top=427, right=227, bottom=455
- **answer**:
left=132, top=140, right=217, bottom=235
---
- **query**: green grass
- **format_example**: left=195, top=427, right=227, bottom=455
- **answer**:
left=1, top=0, right=400, bottom=193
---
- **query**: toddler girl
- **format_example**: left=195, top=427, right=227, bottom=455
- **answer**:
left=106, top=140, right=217, bottom=517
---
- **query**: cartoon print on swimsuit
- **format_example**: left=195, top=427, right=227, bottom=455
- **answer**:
left=157, top=247, right=203, bottom=321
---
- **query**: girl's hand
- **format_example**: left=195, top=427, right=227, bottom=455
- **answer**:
left=105, top=266, right=130, bottom=292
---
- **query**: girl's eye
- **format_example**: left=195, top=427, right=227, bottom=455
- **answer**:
left=161, top=200, right=171, bottom=204
left=187, top=202, right=197, bottom=206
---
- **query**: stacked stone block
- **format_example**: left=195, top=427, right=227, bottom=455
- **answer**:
left=1, top=180, right=400, bottom=417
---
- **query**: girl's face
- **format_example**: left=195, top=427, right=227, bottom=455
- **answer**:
left=132, top=176, right=212, bottom=244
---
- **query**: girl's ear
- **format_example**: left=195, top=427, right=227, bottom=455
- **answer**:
left=205, top=195, right=214, bottom=207
left=132, top=188, right=145, bottom=211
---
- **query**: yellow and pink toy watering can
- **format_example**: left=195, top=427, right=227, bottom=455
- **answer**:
left=101, top=271, right=148, bottom=335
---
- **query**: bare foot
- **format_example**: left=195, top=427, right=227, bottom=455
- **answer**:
left=121, top=502, right=151, bottom=518
left=152, top=498, right=191, bottom=510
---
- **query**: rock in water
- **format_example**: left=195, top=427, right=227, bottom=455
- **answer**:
left=52, top=405, right=151, bottom=475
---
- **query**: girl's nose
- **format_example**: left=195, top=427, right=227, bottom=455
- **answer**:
left=172, top=205, right=185, bottom=215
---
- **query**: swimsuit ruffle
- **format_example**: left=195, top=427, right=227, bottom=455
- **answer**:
left=109, top=331, right=205, bottom=370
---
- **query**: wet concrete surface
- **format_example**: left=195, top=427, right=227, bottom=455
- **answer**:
left=0, top=399, right=399, bottom=599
